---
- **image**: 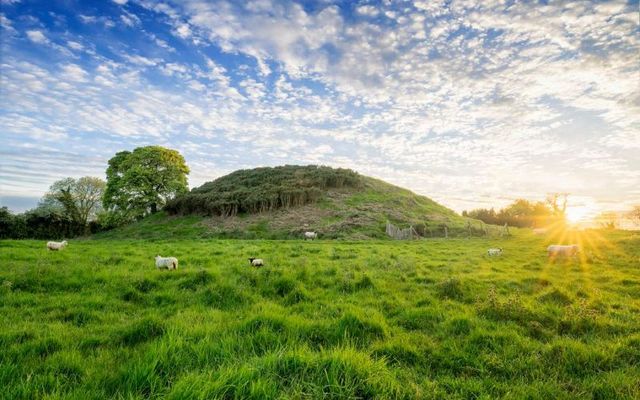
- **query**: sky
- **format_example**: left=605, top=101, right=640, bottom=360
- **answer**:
left=1, top=0, right=639, bottom=219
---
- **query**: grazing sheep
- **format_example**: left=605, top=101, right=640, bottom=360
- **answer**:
left=155, top=255, right=178, bottom=270
left=304, top=231, right=318, bottom=240
left=47, top=240, right=68, bottom=251
left=248, top=257, right=264, bottom=267
left=487, top=248, right=503, bottom=256
left=533, top=228, right=547, bottom=235
left=547, top=245, right=579, bottom=258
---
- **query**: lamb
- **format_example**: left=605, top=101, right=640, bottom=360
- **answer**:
left=47, top=240, right=68, bottom=251
left=487, top=248, right=503, bottom=256
left=248, top=257, right=264, bottom=267
left=304, top=231, right=318, bottom=240
left=155, top=255, right=178, bottom=270
left=547, top=245, right=579, bottom=258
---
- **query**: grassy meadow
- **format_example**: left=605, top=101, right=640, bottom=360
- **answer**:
left=1, top=230, right=639, bottom=399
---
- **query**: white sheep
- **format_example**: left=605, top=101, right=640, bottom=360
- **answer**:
left=47, top=240, right=68, bottom=251
left=487, top=248, right=503, bottom=256
left=248, top=257, right=264, bottom=267
left=304, top=231, right=318, bottom=240
left=547, top=245, right=579, bottom=258
left=155, top=255, right=178, bottom=270
left=533, top=228, right=547, bottom=235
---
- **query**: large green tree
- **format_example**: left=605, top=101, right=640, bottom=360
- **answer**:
left=41, top=176, right=106, bottom=232
left=103, top=146, right=189, bottom=219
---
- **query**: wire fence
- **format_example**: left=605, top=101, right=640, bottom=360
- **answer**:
left=385, top=221, right=511, bottom=240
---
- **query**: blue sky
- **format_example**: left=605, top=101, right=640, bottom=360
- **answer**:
left=1, top=0, right=639, bottom=218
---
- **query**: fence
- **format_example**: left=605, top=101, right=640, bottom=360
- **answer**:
left=385, top=222, right=420, bottom=240
left=386, top=221, right=511, bottom=240
left=464, top=221, right=511, bottom=237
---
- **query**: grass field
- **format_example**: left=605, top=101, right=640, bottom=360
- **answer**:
left=1, top=230, right=639, bottom=399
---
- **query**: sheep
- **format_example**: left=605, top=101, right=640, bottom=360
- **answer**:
left=487, top=248, right=503, bottom=256
left=155, top=255, right=178, bottom=270
left=547, top=245, right=579, bottom=258
left=47, top=240, right=68, bottom=251
left=304, top=231, right=318, bottom=240
left=248, top=257, right=264, bottom=267
left=533, top=228, right=547, bottom=235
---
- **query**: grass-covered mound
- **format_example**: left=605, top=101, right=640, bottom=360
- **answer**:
left=1, top=230, right=639, bottom=398
left=106, top=165, right=474, bottom=240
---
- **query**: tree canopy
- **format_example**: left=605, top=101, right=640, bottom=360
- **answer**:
left=104, top=146, right=189, bottom=220
left=41, top=176, right=106, bottom=232
left=39, top=176, right=106, bottom=225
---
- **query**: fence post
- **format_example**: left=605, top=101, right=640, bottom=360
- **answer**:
left=502, top=222, right=510, bottom=237
left=444, top=226, right=448, bottom=238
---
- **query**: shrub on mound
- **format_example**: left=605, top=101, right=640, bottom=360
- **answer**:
left=165, top=165, right=362, bottom=216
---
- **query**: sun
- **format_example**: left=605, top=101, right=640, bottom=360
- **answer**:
left=565, top=205, right=590, bottom=224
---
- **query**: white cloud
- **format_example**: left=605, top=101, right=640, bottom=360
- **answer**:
left=0, top=13, right=16, bottom=34
left=356, top=5, right=379, bottom=17
left=120, top=13, right=140, bottom=27
left=161, top=62, right=189, bottom=76
left=122, top=54, right=159, bottom=67
left=79, top=14, right=115, bottom=28
left=173, top=23, right=191, bottom=39
left=2, top=0, right=638, bottom=215
left=60, top=64, right=88, bottom=82
left=66, top=41, right=83, bottom=51
left=26, top=30, right=48, bottom=44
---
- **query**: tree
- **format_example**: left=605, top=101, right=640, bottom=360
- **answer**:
left=628, top=205, right=640, bottom=226
left=546, top=193, right=569, bottom=217
left=597, top=211, right=618, bottom=229
left=41, top=176, right=106, bottom=233
left=104, top=146, right=189, bottom=219
left=0, top=207, right=14, bottom=239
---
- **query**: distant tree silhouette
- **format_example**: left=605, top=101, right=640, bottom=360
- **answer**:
left=628, top=205, right=640, bottom=226
left=597, top=211, right=618, bottom=229
left=463, top=199, right=558, bottom=227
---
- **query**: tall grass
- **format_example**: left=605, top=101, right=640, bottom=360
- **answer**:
left=1, top=230, right=639, bottom=398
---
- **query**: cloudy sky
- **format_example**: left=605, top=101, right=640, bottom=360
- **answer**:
left=1, top=0, right=638, bottom=217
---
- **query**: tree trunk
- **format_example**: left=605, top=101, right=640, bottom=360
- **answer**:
left=150, top=203, right=157, bottom=213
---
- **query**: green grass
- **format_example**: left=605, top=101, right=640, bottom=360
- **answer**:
left=1, top=230, right=639, bottom=399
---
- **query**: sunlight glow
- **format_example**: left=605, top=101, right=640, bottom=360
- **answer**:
left=565, top=205, right=591, bottom=224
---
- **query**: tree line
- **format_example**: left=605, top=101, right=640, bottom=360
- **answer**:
left=462, top=195, right=568, bottom=228
left=1, top=146, right=189, bottom=239
left=0, top=150, right=363, bottom=239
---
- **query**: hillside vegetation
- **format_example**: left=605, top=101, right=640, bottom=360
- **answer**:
left=1, top=230, right=639, bottom=398
left=166, top=165, right=362, bottom=216
left=103, top=165, right=473, bottom=240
